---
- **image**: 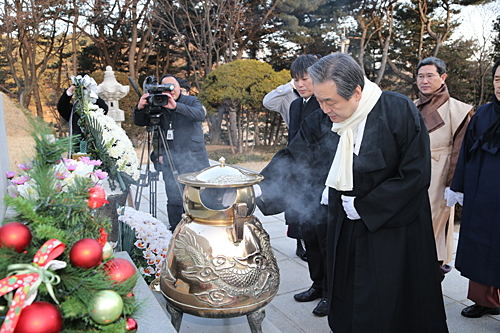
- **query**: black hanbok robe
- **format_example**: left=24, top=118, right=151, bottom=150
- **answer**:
left=451, top=101, right=500, bottom=289
left=284, top=96, right=328, bottom=228
left=258, top=91, right=448, bottom=333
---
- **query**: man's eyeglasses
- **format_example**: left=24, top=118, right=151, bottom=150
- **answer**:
left=417, top=73, right=441, bottom=81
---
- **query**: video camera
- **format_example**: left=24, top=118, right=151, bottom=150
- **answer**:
left=143, top=76, right=175, bottom=115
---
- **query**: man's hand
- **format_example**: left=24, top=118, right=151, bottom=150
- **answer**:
left=67, top=85, right=76, bottom=95
left=162, top=93, right=177, bottom=110
left=341, top=195, right=361, bottom=220
left=137, top=93, right=150, bottom=110
left=444, top=187, right=464, bottom=207
left=320, top=186, right=329, bottom=205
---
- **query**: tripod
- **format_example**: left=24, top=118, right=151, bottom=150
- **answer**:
left=134, top=115, right=182, bottom=218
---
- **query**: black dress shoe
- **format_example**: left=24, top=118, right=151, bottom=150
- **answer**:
left=294, top=287, right=322, bottom=302
left=296, top=239, right=307, bottom=262
left=312, top=298, right=328, bottom=317
left=461, top=304, right=500, bottom=318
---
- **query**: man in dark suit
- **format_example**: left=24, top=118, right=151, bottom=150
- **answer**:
left=133, top=74, right=209, bottom=231
left=270, top=54, right=330, bottom=316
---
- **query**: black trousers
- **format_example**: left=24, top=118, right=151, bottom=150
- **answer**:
left=302, top=223, right=328, bottom=297
left=162, top=163, right=184, bottom=231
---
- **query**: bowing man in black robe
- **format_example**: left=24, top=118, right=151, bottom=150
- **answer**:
left=257, top=53, right=448, bottom=332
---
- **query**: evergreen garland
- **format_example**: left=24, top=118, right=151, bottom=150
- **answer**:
left=1, top=117, right=140, bottom=332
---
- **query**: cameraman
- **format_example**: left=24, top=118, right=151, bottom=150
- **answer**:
left=133, top=74, right=210, bottom=231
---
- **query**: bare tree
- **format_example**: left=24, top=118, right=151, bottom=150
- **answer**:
left=159, top=0, right=280, bottom=91
left=356, top=0, right=383, bottom=75
left=374, top=0, right=398, bottom=84
left=0, top=0, right=70, bottom=116
left=381, top=0, right=455, bottom=91
left=159, top=0, right=238, bottom=90
left=127, top=0, right=162, bottom=83
left=418, top=0, right=451, bottom=58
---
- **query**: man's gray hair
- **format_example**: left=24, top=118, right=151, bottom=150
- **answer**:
left=416, top=57, right=446, bottom=75
left=308, top=53, right=365, bottom=100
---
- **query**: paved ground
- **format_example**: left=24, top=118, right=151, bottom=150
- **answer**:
left=132, top=162, right=500, bottom=333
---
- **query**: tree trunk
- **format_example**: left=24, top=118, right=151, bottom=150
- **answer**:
left=273, top=116, right=281, bottom=146
left=237, top=106, right=243, bottom=153
left=226, top=113, right=236, bottom=155
left=268, top=113, right=276, bottom=145
left=228, top=107, right=238, bottom=153
left=253, top=111, right=259, bottom=147
left=72, top=0, right=78, bottom=76
left=375, top=4, right=395, bottom=85
left=33, top=86, right=44, bottom=118
left=263, top=111, right=270, bottom=145
left=244, top=111, right=249, bottom=153
left=128, top=10, right=138, bottom=84
left=210, top=106, right=226, bottom=144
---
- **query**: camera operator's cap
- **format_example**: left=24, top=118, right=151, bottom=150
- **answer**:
left=178, top=156, right=263, bottom=188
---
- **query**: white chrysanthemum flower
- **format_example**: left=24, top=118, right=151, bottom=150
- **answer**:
left=118, top=206, right=173, bottom=280
left=86, top=105, right=140, bottom=180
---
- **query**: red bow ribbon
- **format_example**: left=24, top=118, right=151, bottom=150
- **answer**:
left=0, top=239, right=65, bottom=333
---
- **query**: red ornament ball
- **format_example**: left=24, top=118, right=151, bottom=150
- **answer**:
left=14, top=301, right=62, bottom=333
left=70, top=238, right=103, bottom=268
left=126, top=317, right=138, bottom=331
left=104, top=258, right=136, bottom=283
left=88, top=185, right=109, bottom=209
left=0, top=222, right=32, bottom=252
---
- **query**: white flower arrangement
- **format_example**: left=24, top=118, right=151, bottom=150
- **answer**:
left=117, top=206, right=172, bottom=280
left=71, top=74, right=99, bottom=108
left=70, top=74, right=140, bottom=187
left=85, top=105, right=141, bottom=181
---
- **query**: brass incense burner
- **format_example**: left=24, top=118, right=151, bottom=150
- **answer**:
left=159, top=158, right=280, bottom=332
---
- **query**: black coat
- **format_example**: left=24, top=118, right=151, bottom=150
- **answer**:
left=133, top=93, right=209, bottom=174
left=259, top=107, right=332, bottom=226
left=451, top=101, right=500, bottom=289
left=288, top=96, right=320, bottom=144
left=57, top=89, right=109, bottom=138
left=259, top=91, right=447, bottom=332
left=284, top=96, right=328, bottom=225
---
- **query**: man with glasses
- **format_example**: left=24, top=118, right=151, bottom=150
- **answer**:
left=415, top=57, right=472, bottom=281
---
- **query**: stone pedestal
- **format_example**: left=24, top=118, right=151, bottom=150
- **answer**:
left=96, top=179, right=131, bottom=242
left=115, top=252, right=176, bottom=332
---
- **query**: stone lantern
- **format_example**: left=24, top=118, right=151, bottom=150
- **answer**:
left=97, top=66, right=129, bottom=127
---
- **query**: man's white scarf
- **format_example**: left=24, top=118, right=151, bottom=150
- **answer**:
left=325, top=78, right=382, bottom=191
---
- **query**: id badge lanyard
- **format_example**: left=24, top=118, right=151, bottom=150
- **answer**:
left=166, top=121, right=174, bottom=140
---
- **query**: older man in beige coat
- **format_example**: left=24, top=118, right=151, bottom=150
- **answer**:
left=415, top=57, right=473, bottom=280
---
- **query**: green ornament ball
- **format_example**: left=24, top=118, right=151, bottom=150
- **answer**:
left=102, top=242, right=113, bottom=260
left=89, top=290, right=123, bottom=325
